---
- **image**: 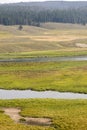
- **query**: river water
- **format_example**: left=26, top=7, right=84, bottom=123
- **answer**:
left=0, top=56, right=87, bottom=99
left=0, top=56, right=87, bottom=62
left=0, top=89, right=87, bottom=99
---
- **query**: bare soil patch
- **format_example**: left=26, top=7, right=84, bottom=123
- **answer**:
left=3, top=108, right=21, bottom=122
left=25, top=117, right=51, bottom=126
left=76, top=43, right=87, bottom=48
left=3, top=108, right=51, bottom=126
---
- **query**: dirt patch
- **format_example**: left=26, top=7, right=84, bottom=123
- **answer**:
left=3, top=108, right=51, bottom=126
left=25, top=117, right=51, bottom=126
left=3, top=108, right=21, bottom=122
left=76, top=43, right=87, bottom=48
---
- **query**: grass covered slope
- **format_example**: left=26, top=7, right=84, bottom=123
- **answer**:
left=0, top=23, right=87, bottom=58
left=0, top=61, right=87, bottom=93
left=0, top=99, right=87, bottom=130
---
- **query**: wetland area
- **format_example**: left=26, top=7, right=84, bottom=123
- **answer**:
left=0, top=56, right=87, bottom=100
left=0, top=22, right=87, bottom=130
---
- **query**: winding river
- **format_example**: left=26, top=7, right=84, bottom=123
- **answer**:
left=0, top=56, right=87, bottom=62
left=0, top=56, right=87, bottom=99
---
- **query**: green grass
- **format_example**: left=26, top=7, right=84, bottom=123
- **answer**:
left=0, top=99, right=87, bottom=130
left=0, top=61, right=87, bottom=93
left=1, top=49, right=87, bottom=59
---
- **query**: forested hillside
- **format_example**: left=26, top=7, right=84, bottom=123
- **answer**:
left=0, top=1, right=87, bottom=26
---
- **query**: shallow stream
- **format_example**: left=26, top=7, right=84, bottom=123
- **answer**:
left=0, top=89, right=87, bottom=99
left=1, top=56, right=87, bottom=62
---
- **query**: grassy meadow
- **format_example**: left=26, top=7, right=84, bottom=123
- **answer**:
left=0, top=99, right=87, bottom=130
left=0, top=61, right=87, bottom=93
left=0, top=23, right=87, bottom=130
left=0, top=23, right=87, bottom=58
left=0, top=23, right=87, bottom=91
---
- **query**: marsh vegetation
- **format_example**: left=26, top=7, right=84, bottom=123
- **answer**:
left=0, top=99, right=87, bottom=130
left=0, top=61, right=87, bottom=93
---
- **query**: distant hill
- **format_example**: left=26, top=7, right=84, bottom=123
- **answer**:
left=8, top=1, right=87, bottom=10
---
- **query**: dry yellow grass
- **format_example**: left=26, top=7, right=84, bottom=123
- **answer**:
left=0, top=23, right=87, bottom=53
left=30, top=35, right=87, bottom=42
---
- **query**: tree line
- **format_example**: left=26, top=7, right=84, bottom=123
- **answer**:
left=0, top=4, right=87, bottom=26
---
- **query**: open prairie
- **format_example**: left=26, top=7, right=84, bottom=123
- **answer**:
left=0, top=23, right=87, bottom=58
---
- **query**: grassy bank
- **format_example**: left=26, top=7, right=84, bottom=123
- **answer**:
left=0, top=61, right=87, bottom=93
left=0, top=99, right=87, bottom=130
left=1, top=49, right=87, bottom=59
